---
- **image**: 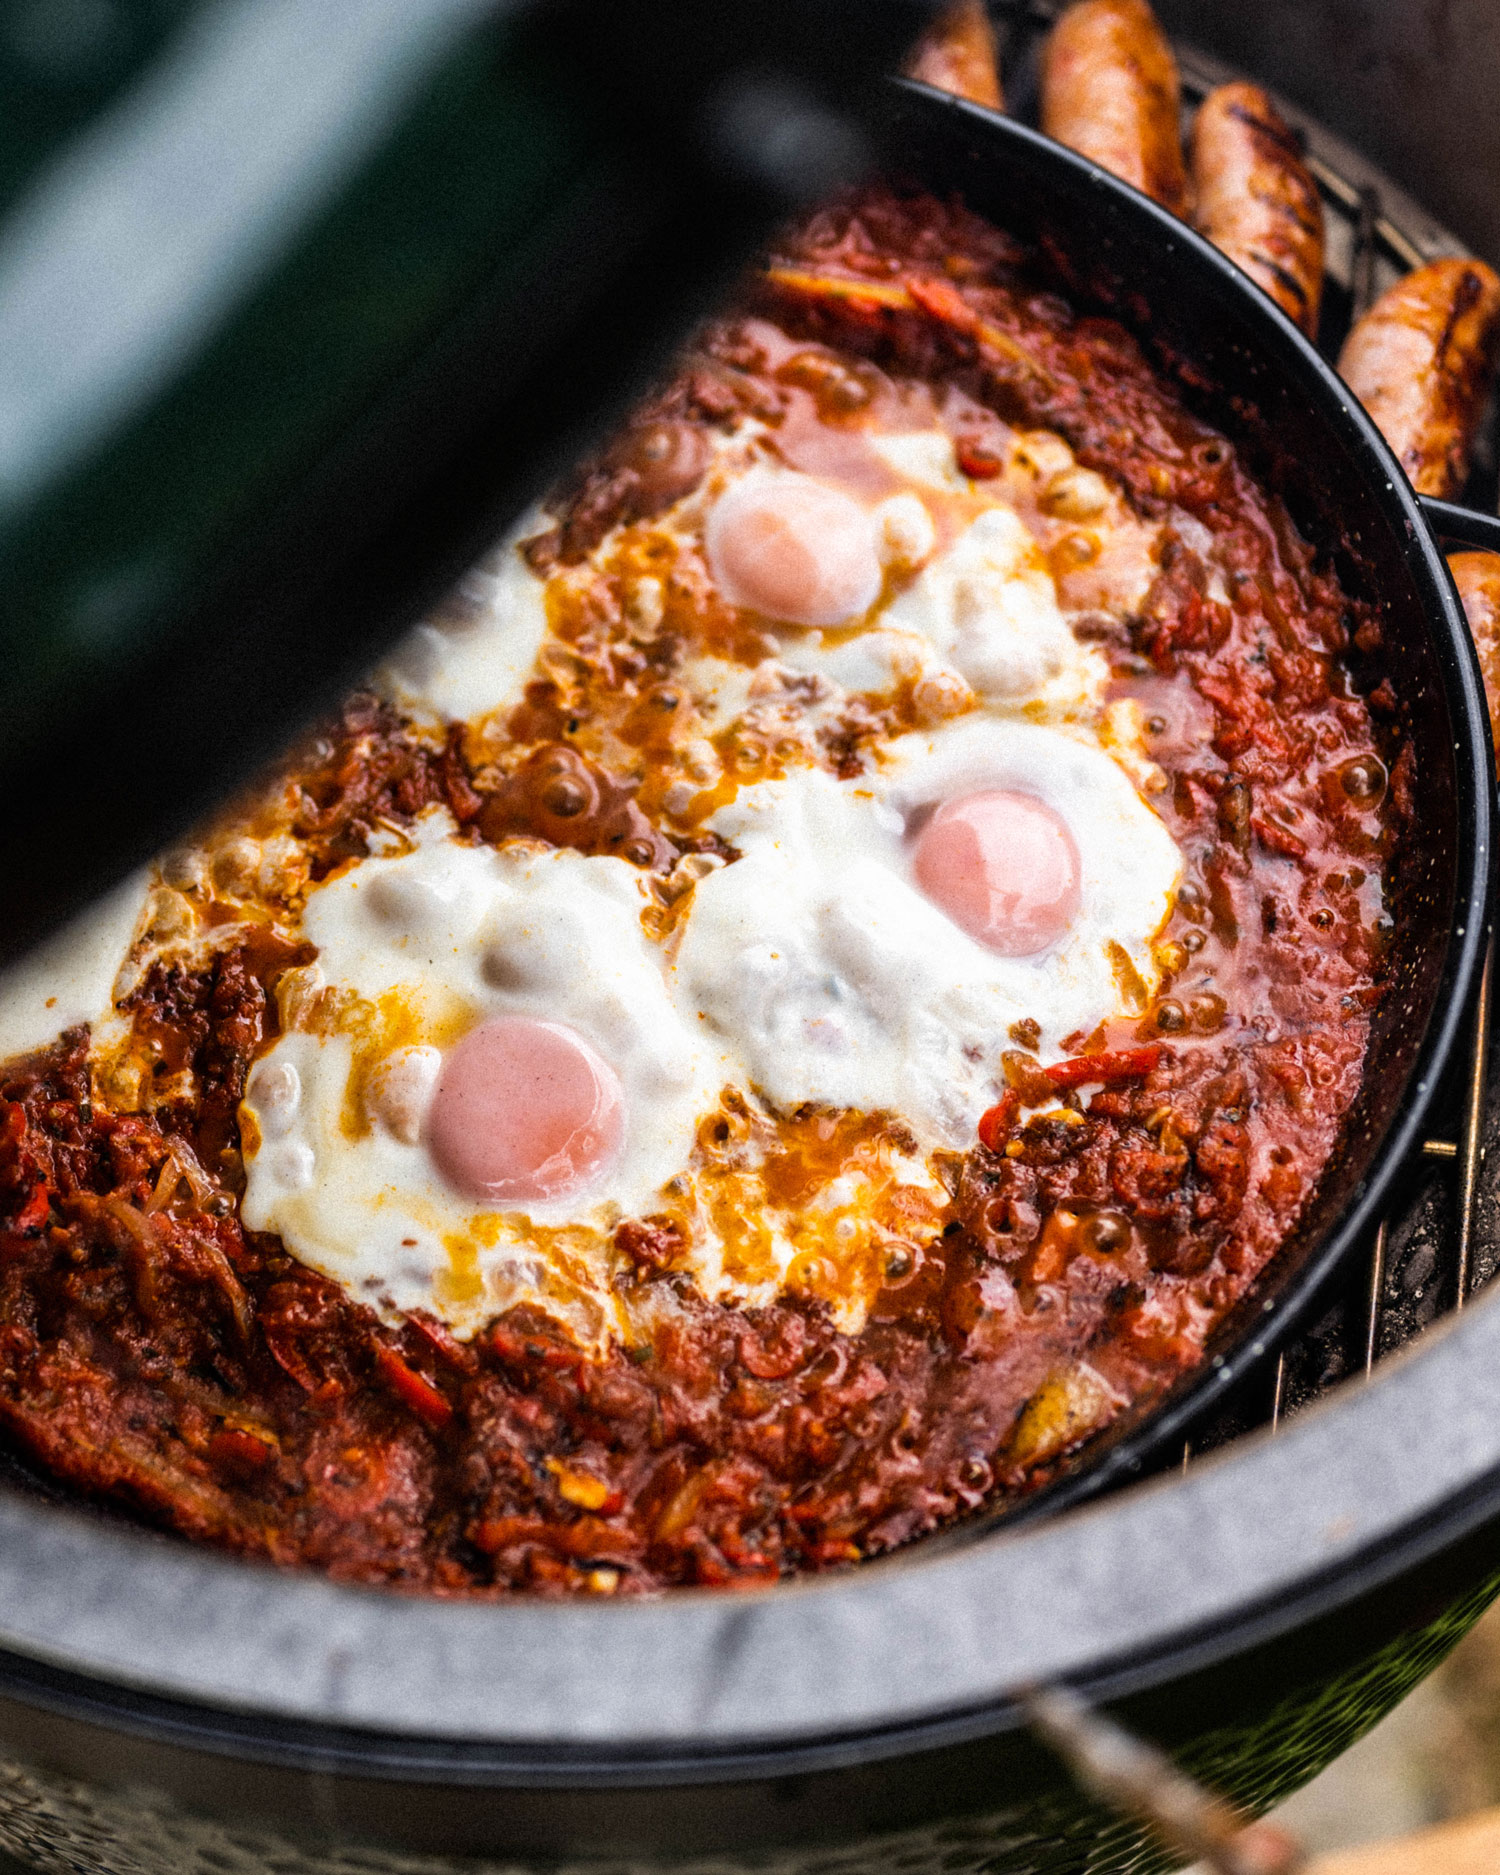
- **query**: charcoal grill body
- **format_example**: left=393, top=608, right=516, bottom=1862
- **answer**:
left=0, top=71, right=1496, bottom=1875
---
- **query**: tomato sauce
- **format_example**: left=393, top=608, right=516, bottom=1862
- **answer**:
left=0, top=190, right=1401, bottom=1594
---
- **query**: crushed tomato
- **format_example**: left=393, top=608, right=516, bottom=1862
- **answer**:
left=0, top=187, right=1401, bottom=1595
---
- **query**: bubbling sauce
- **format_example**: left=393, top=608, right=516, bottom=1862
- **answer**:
left=0, top=187, right=1400, bottom=1594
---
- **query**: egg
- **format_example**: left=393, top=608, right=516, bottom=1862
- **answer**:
left=692, top=429, right=1106, bottom=724
left=879, top=505, right=1105, bottom=714
left=376, top=510, right=551, bottom=724
left=704, top=466, right=883, bottom=626
left=0, top=872, right=148, bottom=1065
left=239, top=821, right=720, bottom=1343
left=671, top=717, right=1181, bottom=1149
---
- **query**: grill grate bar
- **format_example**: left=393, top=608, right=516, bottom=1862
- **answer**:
left=1456, top=934, right=1494, bottom=1309
left=1347, top=177, right=1387, bottom=1386
left=1364, top=1219, right=1388, bottom=1377
left=1342, top=182, right=1403, bottom=307
left=1308, top=163, right=1404, bottom=237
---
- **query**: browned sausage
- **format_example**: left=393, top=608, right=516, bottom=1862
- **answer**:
left=1189, top=82, right=1324, bottom=336
left=1040, top=0, right=1187, bottom=215
left=1338, top=258, right=1500, bottom=497
left=905, top=0, right=1003, bottom=110
left=1449, top=551, right=1500, bottom=768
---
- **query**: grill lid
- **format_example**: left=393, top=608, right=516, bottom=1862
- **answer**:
left=0, top=0, right=929, bottom=968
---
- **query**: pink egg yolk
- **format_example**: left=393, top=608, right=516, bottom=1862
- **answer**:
left=705, top=470, right=882, bottom=627
left=913, top=790, right=1082, bottom=956
left=427, top=1017, right=624, bottom=1205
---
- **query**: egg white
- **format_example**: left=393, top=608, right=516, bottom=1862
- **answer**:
left=239, top=823, right=720, bottom=1341
left=879, top=505, right=1105, bottom=715
left=671, top=717, right=1181, bottom=1149
left=376, top=508, right=551, bottom=725
left=697, top=429, right=1109, bottom=725
left=0, top=872, right=149, bottom=1065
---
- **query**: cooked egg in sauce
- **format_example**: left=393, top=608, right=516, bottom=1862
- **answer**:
left=675, top=720, right=1179, bottom=1152
left=240, top=828, right=721, bottom=1342
left=30, top=336, right=1188, bottom=1348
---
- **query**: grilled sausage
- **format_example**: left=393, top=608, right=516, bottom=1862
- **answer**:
left=905, top=0, right=1003, bottom=110
left=1338, top=258, right=1500, bottom=498
left=1040, top=0, right=1187, bottom=215
left=1449, top=551, right=1500, bottom=768
left=1190, top=82, right=1323, bottom=336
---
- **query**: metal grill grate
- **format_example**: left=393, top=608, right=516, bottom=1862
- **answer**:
left=987, top=1, right=1500, bottom=1466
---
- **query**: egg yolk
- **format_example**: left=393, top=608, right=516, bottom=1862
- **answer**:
left=913, top=790, right=1082, bottom=956
left=705, top=470, right=882, bottom=627
left=428, top=1017, right=624, bottom=1204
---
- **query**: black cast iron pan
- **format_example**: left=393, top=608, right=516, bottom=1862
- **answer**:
left=0, top=76, right=1494, bottom=1875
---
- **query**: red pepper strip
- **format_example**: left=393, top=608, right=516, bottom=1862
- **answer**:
left=13, top=1184, right=49, bottom=1233
left=407, top=1311, right=474, bottom=1372
left=1251, top=815, right=1309, bottom=860
left=208, top=1427, right=277, bottom=1474
left=976, top=1091, right=1020, bottom=1152
left=486, top=1322, right=529, bottom=1365
left=904, top=272, right=979, bottom=334
left=809, top=1539, right=862, bottom=1566
left=956, top=436, right=1004, bottom=479
left=372, top=1343, right=454, bottom=1432
left=485, top=1323, right=582, bottom=1369
left=910, top=276, right=1052, bottom=380
left=1045, top=1045, right=1163, bottom=1090
left=471, top=1515, right=641, bottom=1564
left=763, top=267, right=1051, bottom=383
left=718, top=1534, right=777, bottom=1573
left=470, top=1515, right=553, bottom=1556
